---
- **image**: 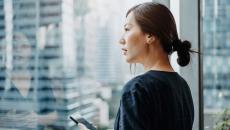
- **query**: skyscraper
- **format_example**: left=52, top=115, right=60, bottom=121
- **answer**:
left=203, top=0, right=230, bottom=109
left=0, top=0, right=99, bottom=129
left=203, top=0, right=230, bottom=129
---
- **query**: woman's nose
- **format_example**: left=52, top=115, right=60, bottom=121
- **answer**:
left=119, top=38, right=125, bottom=45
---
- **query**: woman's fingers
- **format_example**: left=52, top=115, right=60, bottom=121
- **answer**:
left=78, top=123, right=89, bottom=130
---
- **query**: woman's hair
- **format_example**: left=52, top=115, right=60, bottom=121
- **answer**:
left=127, top=2, right=192, bottom=67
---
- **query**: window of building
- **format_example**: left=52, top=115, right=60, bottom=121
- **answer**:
left=0, top=0, right=151, bottom=130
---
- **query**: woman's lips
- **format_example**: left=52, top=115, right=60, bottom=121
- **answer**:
left=122, top=48, right=127, bottom=55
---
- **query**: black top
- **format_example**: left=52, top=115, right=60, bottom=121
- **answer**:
left=114, top=70, right=194, bottom=130
left=0, top=82, right=56, bottom=130
left=0, top=83, right=55, bottom=114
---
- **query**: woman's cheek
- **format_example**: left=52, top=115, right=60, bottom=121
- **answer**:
left=129, top=48, right=139, bottom=61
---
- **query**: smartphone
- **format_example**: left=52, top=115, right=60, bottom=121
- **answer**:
left=69, top=115, right=96, bottom=130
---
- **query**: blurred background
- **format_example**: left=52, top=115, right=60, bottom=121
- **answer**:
left=0, top=0, right=229, bottom=130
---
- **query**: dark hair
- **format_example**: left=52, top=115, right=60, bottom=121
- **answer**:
left=126, top=2, right=193, bottom=67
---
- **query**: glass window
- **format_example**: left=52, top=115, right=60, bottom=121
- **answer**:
left=202, top=0, right=230, bottom=129
left=0, top=0, right=151, bottom=130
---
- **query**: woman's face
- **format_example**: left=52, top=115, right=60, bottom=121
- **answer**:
left=119, top=12, right=148, bottom=63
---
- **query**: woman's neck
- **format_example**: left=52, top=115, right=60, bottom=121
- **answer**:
left=11, top=73, right=31, bottom=97
left=142, top=50, right=174, bottom=72
left=145, top=60, right=174, bottom=72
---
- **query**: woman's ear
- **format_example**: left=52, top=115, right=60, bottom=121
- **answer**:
left=145, top=34, right=156, bottom=44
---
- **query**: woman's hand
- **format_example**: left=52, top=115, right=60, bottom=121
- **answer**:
left=78, top=123, right=90, bottom=130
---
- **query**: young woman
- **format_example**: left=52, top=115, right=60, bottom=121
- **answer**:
left=80, top=2, right=194, bottom=130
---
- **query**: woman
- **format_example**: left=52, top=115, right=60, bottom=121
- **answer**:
left=0, top=32, right=58, bottom=130
left=80, top=2, right=194, bottom=130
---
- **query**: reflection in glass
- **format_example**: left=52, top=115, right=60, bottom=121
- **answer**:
left=0, top=32, right=38, bottom=129
left=203, top=0, right=230, bottom=129
left=0, top=0, right=151, bottom=130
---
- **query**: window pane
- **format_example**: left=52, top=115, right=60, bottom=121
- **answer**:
left=0, top=0, right=150, bottom=130
left=203, top=0, right=230, bottom=129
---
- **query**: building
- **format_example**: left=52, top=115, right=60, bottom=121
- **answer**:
left=0, top=0, right=99, bottom=129
left=203, top=0, right=230, bottom=129
left=203, top=0, right=230, bottom=109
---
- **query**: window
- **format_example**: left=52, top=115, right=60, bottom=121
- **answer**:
left=0, top=0, right=151, bottom=130
left=202, top=0, right=230, bottom=129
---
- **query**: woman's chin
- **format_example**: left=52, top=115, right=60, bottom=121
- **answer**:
left=126, top=59, right=131, bottom=63
left=125, top=57, right=135, bottom=63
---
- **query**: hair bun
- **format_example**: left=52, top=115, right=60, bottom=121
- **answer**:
left=175, top=40, right=192, bottom=67
left=181, top=40, right=191, bottom=51
left=172, top=39, right=191, bottom=52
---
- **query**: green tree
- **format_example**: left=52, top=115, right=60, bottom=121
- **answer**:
left=214, top=108, right=230, bottom=130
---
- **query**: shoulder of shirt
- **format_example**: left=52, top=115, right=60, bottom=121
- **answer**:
left=122, top=72, right=163, bottom=94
